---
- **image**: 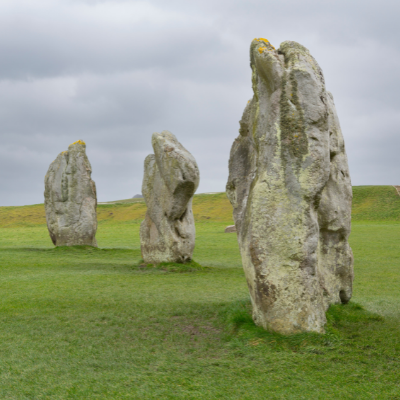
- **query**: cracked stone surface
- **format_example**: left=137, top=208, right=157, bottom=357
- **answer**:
left=44, top=140, right=98, bottom=247
left=140, top=131, right=199, bottom=264
left=226, top=39, right=353, bottom=334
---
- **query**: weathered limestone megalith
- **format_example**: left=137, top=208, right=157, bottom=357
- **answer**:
left=44, top=140, right=98, bottom=247
left=226, top=39, right=353, bottom=334
left=140, top=131, right=199, bottom=264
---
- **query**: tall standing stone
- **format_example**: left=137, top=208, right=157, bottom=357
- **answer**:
left=226, top=39, right=353, bottom=334
left=44, top=140, right=98, bottom=247
left=140, top=131, right=199, bottom=264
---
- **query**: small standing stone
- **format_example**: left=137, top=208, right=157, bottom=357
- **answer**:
left=225, top=225, right=237, bottom=233
left=44, top=140, right=98, bottom=247
left=140, top=131, right=199, bottom=263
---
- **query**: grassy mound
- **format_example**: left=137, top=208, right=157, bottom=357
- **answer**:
left=352, top=185, right=400, bottom=221
left=222, top=299, right=384, bottom=353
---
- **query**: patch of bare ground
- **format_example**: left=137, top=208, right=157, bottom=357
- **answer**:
left=170, top=316, right=222, bottom=341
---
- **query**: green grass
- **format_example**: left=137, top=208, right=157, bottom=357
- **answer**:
left=352, top=185, right=400, bottom=221
left=0, top=187, right=399, bottom=398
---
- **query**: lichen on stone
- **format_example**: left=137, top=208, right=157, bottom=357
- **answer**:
left=279, top=70, right=307, bottom=173
left=44, top=141, right=97, bottom=247
left=140, top=131, right=199, bottom=264
left=70, top=139, right=86, bottom=146
left=226, top=39, right=353, bottom=335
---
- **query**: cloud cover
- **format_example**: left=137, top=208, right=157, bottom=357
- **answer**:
left=0, top=0, right=399, bottom=205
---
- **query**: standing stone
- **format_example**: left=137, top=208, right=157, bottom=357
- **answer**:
left=140, top=131, right=199, bottom=264
left=44, top=140, right=98, bottom=247
left=226, top=39, right=353, bottom=334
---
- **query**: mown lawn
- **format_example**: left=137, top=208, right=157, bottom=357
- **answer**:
left=0, top=187, right=399, bottom=399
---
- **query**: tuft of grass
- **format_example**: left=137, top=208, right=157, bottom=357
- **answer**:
left=137, top=259, right=211, bottom=273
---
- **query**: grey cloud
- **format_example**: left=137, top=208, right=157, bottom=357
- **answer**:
left=0, top=0, right=399, bottom=206
left=0, top=2, right=229, bottom=80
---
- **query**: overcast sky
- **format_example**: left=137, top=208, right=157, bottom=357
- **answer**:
left=0, top=0, right=399, bottom=206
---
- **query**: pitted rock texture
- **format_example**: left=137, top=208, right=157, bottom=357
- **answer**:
left=44, top=140, right=98, bottom=247
left=226, top=39, right=353, bottom=334
left=140, top=131, right=199, bottom=264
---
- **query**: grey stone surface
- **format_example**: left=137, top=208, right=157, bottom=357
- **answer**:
left=225, top=225, right=237, bottom=233
left=226, top=39, right=353, bottom=334
left=44, top=140, right=98, bottom=247
left=140, top=131, right=199, bottom=263
left=317, top=93, right=354, bottom=310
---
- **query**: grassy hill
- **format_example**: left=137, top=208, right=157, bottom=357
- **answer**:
left=352, top=185, right=400, bottom=221
left=1, top=186, right=400, bottom=228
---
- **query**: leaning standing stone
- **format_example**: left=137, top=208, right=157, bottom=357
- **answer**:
left=140, top=131, right=199, bottom=264
left=44, top=140, right=98, bottom=247
left=226, top=39, right=353, bottom=334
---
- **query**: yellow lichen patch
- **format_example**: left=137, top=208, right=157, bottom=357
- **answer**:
left=71, top=140, right=86, bottom=146
left=258, top=47, right=266, bottom=54
left=254, top=38, right=275, bottom=50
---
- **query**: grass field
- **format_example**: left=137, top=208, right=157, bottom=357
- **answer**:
left=0, top=186, right=399, bottom=399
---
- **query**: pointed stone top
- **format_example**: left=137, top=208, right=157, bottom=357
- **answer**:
left=70, top=139, right=86, bottom=146
left=68, top=140, right=86, bottom=151
left=252, top=37, right=276, bottom=50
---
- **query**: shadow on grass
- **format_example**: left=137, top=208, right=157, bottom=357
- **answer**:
left=220, top=299, right=384, bottom=353
left=137, top=259, right=212, bottom=273
left=0, top=246, right=137, bottom=254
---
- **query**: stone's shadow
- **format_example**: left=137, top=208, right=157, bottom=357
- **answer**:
left=0, top=248, right=55, bottom=252
left=136, top=259, right=212, bottom=273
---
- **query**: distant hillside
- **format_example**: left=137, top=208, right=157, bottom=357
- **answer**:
left=96, top=192, right=233, bottom=223
left=1, top=186, right=400, bottom=227
left=352, top=186, right=400, bottom=221
left=0, top=192, right=233, bottom=227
